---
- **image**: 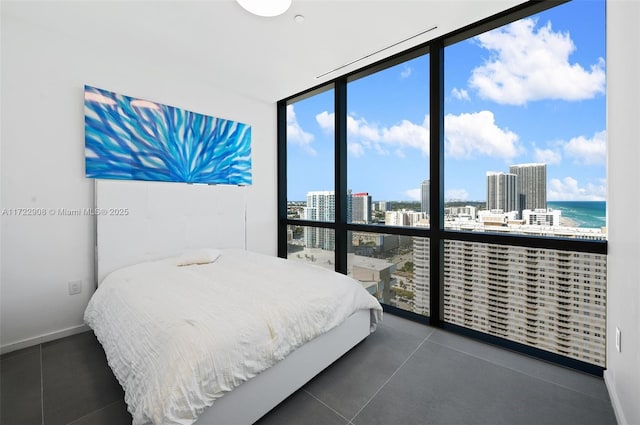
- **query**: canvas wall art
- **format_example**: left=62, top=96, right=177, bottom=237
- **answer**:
left=84, top=85, right=252, bottom=185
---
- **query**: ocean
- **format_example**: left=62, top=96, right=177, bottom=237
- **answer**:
left=547, top=201, right=606, bottom=229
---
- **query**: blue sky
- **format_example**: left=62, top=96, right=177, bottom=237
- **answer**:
left=287, top=0, right=606, bottom=203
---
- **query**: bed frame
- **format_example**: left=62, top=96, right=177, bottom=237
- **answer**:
left=196, top=309, right=369, bottom=424
left=94, top=179, right=373, bottom=424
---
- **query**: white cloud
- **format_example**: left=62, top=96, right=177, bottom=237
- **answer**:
left=404, top=188, right=421, bottom=201
left=563, top=130, right=606, bottom=165
left=400, top=66, right=413, bottom=79
left=315, top=110, right=334, bottom=133
left=287, top=104, right=316, bottom=155
left=381, top=117, right=429, bottom=156
left=451, top=88, right=470, bottom=101
left=348, top=142, right=365, bottom=158
left=530, top=130, right=606, bottom=166
left=316, top=110, right=519, bottom=160
left=534, top=147, right=562, bottom=164
left=316, top=111, right=429, bottom=157
left=470, top=18, right=605, bottom=105
left=446, top=189, right=470, bottom=201
left=444, top=110, right=520, bottom=159
left=373, top=143, right=391, bottom=156
left=317, top=111, right=382, bottom=141
left=348, top=115, right=382, bottom=142
left=548, top=176, right=606, bottom=201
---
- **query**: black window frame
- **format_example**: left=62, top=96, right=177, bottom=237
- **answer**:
left=277, top=0, right=607, bottom=376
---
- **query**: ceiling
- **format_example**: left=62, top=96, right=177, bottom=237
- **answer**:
left=3, top=0, right=527, bottom=103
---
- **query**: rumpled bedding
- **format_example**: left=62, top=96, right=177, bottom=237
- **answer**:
left=84, top=249, right=382, bottom=425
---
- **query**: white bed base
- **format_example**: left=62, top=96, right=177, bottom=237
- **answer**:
left=94, top=179, right=375, bottom=424
left=196, top=309, right=370, bottom=425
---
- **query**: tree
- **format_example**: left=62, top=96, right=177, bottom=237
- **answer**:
left=401, top=261, right=414, bottom=273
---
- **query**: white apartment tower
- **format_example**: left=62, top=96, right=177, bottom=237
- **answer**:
left=412, top=221, right=430, bottom=316
left=421, top=180, right=430, bottom=214
left=385, top=210, right=425, bottom=227
left=443, top=241, right=606, bottom=366
left=351, top=192, right=372, bottom=224
left=303, top=191, right=335, bottom=250
left=510, top=163, right=547, bottom=212
left=378, top=201, right=391, bottom=212
left=486, top=172, right=518, bottom=213
left=523, top=209, right=562, bottom=227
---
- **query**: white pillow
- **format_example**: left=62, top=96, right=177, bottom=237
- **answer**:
left=175, top=249, right=221, bottom=266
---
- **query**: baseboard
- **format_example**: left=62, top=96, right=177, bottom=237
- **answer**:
left=0, top=324, right=91, bottom=355
left=604, top=369, right=627, bottom=425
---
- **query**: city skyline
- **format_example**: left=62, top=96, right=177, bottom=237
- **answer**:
left=287, top=1, right=605, bottom=204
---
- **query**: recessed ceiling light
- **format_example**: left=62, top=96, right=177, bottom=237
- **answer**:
left=237, top=0, right=292, bottom=17
left=294, top=14, right=305, bottom=23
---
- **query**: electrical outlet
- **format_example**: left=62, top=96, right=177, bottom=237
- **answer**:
left=615, top=327, right=621, bottom=352
left=68, top=280, right=82, bottom=295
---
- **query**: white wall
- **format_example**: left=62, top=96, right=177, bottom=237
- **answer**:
left=3, top=13, right=640, bottom=425
left=0, top=4, right=277, bottom=351
left=605, top=2, right=640, bottom=425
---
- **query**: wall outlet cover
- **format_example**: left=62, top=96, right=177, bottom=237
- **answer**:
left=68, top=280, right=82, bottom=295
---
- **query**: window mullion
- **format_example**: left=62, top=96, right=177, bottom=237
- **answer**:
left=277, top=100, right=288, bottom=259
left=430, top=40, right=445, bottom=325
left=334, top=78, right=348, bottom=274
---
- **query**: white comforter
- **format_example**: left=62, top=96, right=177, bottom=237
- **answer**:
left=84, top=249, right=382, bottom=425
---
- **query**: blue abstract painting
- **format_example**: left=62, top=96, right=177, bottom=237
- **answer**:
left=84, top=85, right=252, bottom=185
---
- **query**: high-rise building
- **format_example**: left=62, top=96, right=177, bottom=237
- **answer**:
left=303, top=190, right=352, bottom=250
left=412, top=220, right=430, bottom=316
left=523, top=209, right=562, bottom=227
left=421, top=180, right=430, bottom=214
left=303, top=191, right=335, bottom=250
left=303, top=191, right=335, bottom=221
left=443, top=241, right=606, bottom=366
left=445, top=205, right=477, bottom=220
left=385, top=210, right=425, bottom=227
left=378, top=201, right=391, bottom=212
left=351, top=192, right=372, bottom=224
left=509, top=163, right=547, bottom=212
left=486, top=172, right=518, bottom=213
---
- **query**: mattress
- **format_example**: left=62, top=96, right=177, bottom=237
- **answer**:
left=84, top=249, right=382, bottom=425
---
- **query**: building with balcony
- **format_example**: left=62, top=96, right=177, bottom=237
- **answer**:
left=510, top=163, right=547, bottom=213
left=444, top=241, right=606, bottom=366
left=351, top=192, right=372, bottom=224
left=486, top=172, right=519, bottom=213
left=523, top=209, right=562, bottom=227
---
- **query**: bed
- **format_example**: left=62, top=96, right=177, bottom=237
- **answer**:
left=85, top=180, right=383, bottom=425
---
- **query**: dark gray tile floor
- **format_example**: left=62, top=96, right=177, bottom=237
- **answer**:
left=1, top=314, right=617, bottom=425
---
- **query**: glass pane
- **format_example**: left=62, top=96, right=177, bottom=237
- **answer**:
left=347, top=54, right=430, bottom=228
left=444, top=1, right=606, bottom=240
left=444, top=240, right=606, bottom=366
left=287, top=88, right=335, bottom=222
left=286, top=224, right=335, bottom=269
left=348, top=231, right=430, bottom=316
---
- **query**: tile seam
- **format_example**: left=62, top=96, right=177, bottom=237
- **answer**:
left=348, top=332, right=432, bottom=424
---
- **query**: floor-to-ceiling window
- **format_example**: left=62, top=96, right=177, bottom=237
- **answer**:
left=344, top=54, right=431, bottom=315
left=278, top=0, right=606, bottom=374
left=285, top=87, right=337, bottom=268
left=441, top=0, right=607, bottom=369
